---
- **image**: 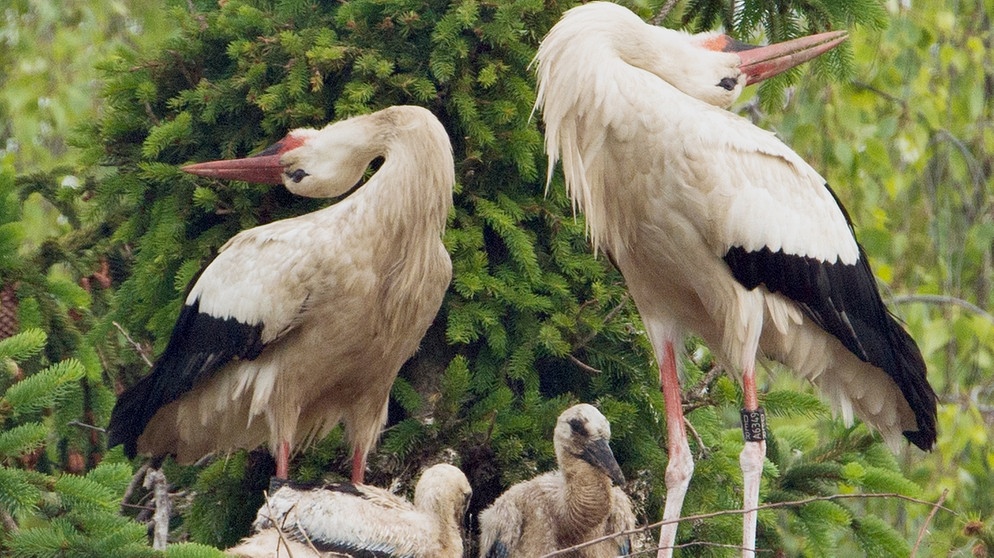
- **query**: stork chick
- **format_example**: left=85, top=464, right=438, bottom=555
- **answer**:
left=478, top=403, right=635, bottom=558
left=227, top=463, right=472, bottom=558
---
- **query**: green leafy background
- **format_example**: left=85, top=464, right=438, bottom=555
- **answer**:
left=0, top=0, right=991, bottom=555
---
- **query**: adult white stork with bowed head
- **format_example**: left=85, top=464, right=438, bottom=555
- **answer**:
left=108, top=105, right=454, bottom=483
left=227, top=463, right=472, bottom=558
left=533, top=3, right=937, bottom=557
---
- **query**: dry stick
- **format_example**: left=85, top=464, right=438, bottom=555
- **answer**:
left=67, top=420, right=106, bottom=433
left=890, top=293, right=994, bottom=323
left=568, top=353, right=603, bottom=375
left=539, top=492, right=955, bottom=558
left=627, top=540, right=770, bottom=556
left=271, top=492, right=302, bottom=558
left=911, top=488, right=948, bottom=558
left=113, top=321, right=154, bottom=367
left=682, top=417, right=707, bottom=460
left=121, top=462, right=150, bottom=514
left=143, top=468, right=171, bottom=551
left=1, top=508, right=18, bottom=533
left=649, top=0, right=681, bottom=25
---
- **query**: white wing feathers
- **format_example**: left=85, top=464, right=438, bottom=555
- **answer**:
left=678, top=106, right=860, bottom=265
left=185, top=217, right=327, bottom=344
left=583, top=70, right=860, bottom=267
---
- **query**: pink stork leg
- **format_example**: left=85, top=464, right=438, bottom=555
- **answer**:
left=275, top=440, right=290, bottom=479
left=657, top=340, right=693, bottom=558
left=351, top=447, right=366, bottom=484
left=740, top=365, right=766, bottom=558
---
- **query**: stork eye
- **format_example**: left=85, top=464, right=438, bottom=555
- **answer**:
left=568, top=418, right=588, bottom=437
left=717, top=77, right=738, bottom=91
left=287, top=168, right=309, bottom=183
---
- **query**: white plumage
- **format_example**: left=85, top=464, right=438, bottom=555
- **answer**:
left=109, top=106, right=455, bottom=482
left=533, top=4, right=936, bottom=557
left=227, top=463, right=472, bottom=558
left=478, top=404, right=636, bottom=558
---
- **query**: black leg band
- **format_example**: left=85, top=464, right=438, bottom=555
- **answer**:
left=740, top=408, right=767, bottom=442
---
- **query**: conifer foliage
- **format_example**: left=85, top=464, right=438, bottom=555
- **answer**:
left=36, top=0, right=926, bottom=554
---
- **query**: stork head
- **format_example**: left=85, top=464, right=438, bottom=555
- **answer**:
left=554, top=403, right=626, bottom=485
left=685, top=29, right=848, bottom=107
left=412, top=463, right=473, bottom=528
left=182, top=114, right=388, bottom=199
left=538, top=2, right=846, bottom=109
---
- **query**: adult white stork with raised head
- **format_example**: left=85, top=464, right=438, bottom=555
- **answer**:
left=533, top=3, right=937, bottom=557
left=227, top=463, right=472, bottom=558
left=107, top=105, right=454, bottom=482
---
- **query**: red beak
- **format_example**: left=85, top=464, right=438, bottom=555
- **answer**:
left=181, top=154, right=285, bottom=184
left=181, top=134, right=306, bottom=184
left=704, top=30, right=848, bottom=86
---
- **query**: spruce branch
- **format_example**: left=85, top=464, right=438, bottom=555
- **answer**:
left=570, top=293, right=629, bottom=351
left=539, top=492, right=955, bottom=557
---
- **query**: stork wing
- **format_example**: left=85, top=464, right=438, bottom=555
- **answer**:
left=259, top=484, right=425, bottom=558
left=108, top=220, right=320, bottom=458
left=606, top=486, right=637, bottom=555
left=478, top=485, right=525, bottom=558
left=679, top=109, right=935, bottom=448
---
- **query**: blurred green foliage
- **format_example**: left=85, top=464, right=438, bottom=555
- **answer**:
left=0, top=0, right=990, bottom=555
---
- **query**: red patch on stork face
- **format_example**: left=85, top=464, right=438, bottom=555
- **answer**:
left=700, top=35, right=731, bottom=52
left=701, top=34, right=759, bottom=53
left=256, top=132, right=308, bottom=158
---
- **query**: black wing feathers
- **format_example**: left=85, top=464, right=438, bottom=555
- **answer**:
left=722, top=184, right=937, bottom=450
left=484, top=541, right=511, bottom=558
left=107, top=297, right=265, bottom=458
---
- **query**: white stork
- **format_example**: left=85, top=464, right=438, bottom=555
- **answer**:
left=227, top=463, right=472, bottom=558
left=478, top=403, right=636, bottom=558
left=107, top=105, right=455, bottom=482
left=532, top=3, right=937, bottom=557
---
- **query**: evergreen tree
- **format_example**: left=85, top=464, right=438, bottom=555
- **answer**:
left=36, top=0, right=929, bottom=554
left=0, top=328, right=226, bottom=558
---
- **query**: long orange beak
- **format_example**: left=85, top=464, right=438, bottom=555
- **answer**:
left=705, top=30, right=848, bottom=86
left=181, top=135, right=305, bottom=184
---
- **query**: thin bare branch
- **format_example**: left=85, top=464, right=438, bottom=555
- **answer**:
left=683, top=417, right=708, bottom=460
left=1, top=508, right=18, bottom=533
left=540, top=491, right=955, bottom=557
left=911, top=488, right=948, bottom=557
left=627, top=539, right=776, bottom=556
left=649, top=0, right=682, bottom=25
left=113, top=321, right=154, bottom=367
left=121, top=462, right=150, bottom=514
left=67, top=420, right=106, bottom=433
left=890, top=293, right=994, bottom=323
left=568, top=354, right=603, bottom=375
left=143, top=468, right=171, bottom=550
